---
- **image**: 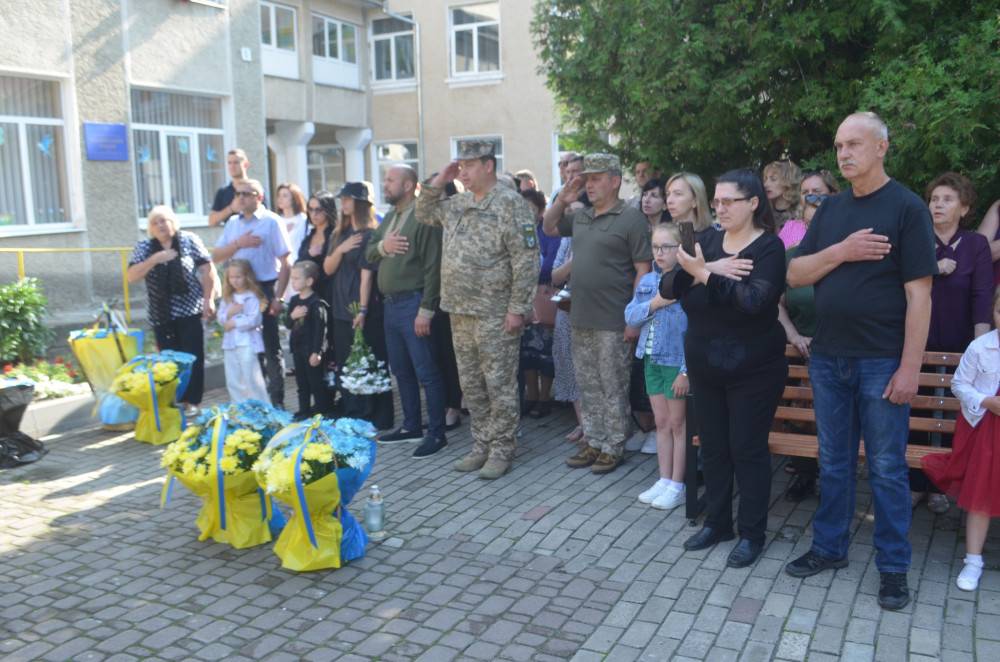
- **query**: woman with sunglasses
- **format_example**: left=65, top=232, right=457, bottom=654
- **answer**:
left=662, top=169, right=788, bottom=568
left=776, top=171, right=840, bottom=501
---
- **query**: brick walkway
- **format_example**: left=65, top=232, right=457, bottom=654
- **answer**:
left=2, top=382, right=999, bottom=661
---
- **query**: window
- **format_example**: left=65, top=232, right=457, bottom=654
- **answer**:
left=450, top=136, right=502, bottom=173
left=130, top=89, right=225, bottom=224
left=450, top=3, right=500, bottom=77
left=372, top=141, right=418, bottom=206
left=0, top=75, right=70, bottom=229
left=371, top=15, right=415, bottom=84
left=261, top=2, right=298, bottom=79
left=312, top=14, right=361, bottom=88
left=307, top=145, right=346, bottom=197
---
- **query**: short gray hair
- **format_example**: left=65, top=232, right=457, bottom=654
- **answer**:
left=848, top=111, right=889, bottom=141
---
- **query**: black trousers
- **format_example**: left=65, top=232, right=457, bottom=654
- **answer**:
left=258, top=279, right=285, bottom=408
left=332, top=314, right=394, bottom=430
left=292, top=351, right=333, bottom=418
left=688, top=357, right=787, bottom=544
left=154, top=314, right=204, bottom=405
left=431, top=311, right=463, bottom=410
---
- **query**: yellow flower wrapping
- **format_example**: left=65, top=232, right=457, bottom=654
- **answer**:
left=112, top=360, right=182, bottom=445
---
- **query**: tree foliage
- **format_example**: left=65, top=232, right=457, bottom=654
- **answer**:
left=532, top=1, right=1000, bottom=212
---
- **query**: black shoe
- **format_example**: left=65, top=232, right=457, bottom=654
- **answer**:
left=785, top=474, right=816, bottom=502
left=529, top=401, right=552, bottom=419
left=878, top=572, right=910, bottom=611
left=521, top=399, right=537, bottom=416
left=683, top=526, right=735, bottom=551
left=445, top=416, right=463, bottom=431
left=377, top=427, right=424, bottom=444
left=412, top=435, right=447, bottom=458
left=727, top=538, right=764, bottom=568
left=785, top=551, right=849, bottom=578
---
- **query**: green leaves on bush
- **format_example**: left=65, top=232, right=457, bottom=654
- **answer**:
left=0, top=278, right=53, bottom=364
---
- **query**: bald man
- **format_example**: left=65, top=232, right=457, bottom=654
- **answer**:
left=784, top=112, right=936, bottom=611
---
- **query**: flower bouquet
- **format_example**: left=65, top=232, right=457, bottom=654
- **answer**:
left=110, top=350, right=195, bottom=444
left=68, top=306, right=144, bottom=430
left=339, top=303, right=392, bottom=395
left=161, top=400, right=291, bottom=548
left=254, top=416, right=377, bottom=571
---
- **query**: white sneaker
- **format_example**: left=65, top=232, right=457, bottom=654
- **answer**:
left=957, top=560, right=984, bottom=591
left=625, top=430, right=647, bottom=452
left=638, top=481, right=671, bottom=504
left=651, top=486, right=686, bottom=510
left=640, top=431, right=658, bottom=454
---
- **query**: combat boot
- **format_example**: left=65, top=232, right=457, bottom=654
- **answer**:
left=454, top=453, right=488, bottom=472
left=566, top=446, right=600, bottom=468
left=479, top=457, right=511, bottom=480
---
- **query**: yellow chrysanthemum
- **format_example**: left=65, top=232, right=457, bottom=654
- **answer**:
left=219, top=456, right=239, bottom=473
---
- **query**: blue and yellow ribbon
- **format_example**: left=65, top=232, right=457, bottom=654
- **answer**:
left=210, top=413, right=229, bottom=530
left=146, top=359, right=162, bottom=432
left=292, top=417, right=325, bottom=548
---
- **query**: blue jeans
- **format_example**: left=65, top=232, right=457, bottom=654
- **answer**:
left=809, top=353, right=911, bottom=573
left=383, top=292, right=446, bottom=439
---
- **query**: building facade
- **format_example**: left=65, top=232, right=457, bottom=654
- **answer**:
left=0, top=0, right=561, bottom=319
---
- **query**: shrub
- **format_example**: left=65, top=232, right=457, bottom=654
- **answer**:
left=0, top=278, right=53, bottom=364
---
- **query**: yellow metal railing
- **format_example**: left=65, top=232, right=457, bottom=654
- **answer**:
left=0, top=247, right=135, bottom=322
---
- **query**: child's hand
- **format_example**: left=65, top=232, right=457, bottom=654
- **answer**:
left=228, top=302, right=244, bottom=316
left=648, top=293, right=674, bottom=311
left=290, top=305, right=307, bottom=320
left=308, top=353, right=321, bottom=367
left=224, top=319, right=236, bottom=331
left=672, top=373, right=690, bottom=398
left=983, top=396, right=1000, bottom=416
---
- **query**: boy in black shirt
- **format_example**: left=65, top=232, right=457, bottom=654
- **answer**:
left=286, top=261, right=333, bottom=419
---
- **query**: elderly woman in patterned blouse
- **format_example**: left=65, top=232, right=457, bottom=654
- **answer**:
left=127, top=205, right=217, bottom=417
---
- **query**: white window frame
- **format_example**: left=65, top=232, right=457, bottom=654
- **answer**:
left=370, top=139, right=419, bottom=209
left=311, top=13, right=361, bottom=89
left=0, top=75, right=75, bottom=236
left=370, top=15, right=416, bottom=90
left=188, top=0, right=227, bottom=8
left=307, top=144, right=346, bottom=194
left=131, top=123, right=225, bottom=228
left=450, top=135, right=503, bottom=174
left=261, top=1, right=299, bottom=80
left=447, top=2, right=503, bottom=86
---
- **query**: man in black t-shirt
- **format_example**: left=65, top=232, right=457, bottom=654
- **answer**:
left=208, top=148, right=250, bottom=227
left=783, top=112, right=936, bottom=612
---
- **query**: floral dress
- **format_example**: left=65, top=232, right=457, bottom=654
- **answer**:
left=551, top=238, right=579, bottom=402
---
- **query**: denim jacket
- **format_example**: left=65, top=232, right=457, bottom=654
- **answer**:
left=625, top=269, right=687, bottom=370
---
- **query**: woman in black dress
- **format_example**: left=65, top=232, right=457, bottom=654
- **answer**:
left=662, top=169, right=788, bottom=568
left=322, top=182, right=394, bottom=429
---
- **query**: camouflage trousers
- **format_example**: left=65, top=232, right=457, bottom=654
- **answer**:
left=572, top=327, right=632, bottom=457
left=449, top=313, right=521, bottom=461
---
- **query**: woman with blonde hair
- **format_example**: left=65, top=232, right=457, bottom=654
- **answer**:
left=126, top=205, right=217, bottom=417
left=763, top=160, right=802, bottom=230
left=664, top=172, right=713, bottom=234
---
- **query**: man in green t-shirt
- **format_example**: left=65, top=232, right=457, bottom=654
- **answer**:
left=543, top=153, right=653, bottom=474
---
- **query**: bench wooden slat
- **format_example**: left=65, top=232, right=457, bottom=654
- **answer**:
left=784, top=345, right=962, bottom=368
left=786, top=364, right=954, bottom=388
left=691, top=432, right=950, bottom=468
left=781, top=387, right=961, bottom=413
left=774, top=406, right=957, bottom=434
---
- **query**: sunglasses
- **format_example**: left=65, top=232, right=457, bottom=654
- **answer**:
left=307, top=206, right=324, bottom=213
left=235, top=191, right=258, bottom=197
left=804, top=193, right=828, bottom=207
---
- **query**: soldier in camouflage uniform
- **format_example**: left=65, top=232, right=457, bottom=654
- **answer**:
left=416, top=141, right=540, bottom=479
left=542, top=153, right=653, bottom=474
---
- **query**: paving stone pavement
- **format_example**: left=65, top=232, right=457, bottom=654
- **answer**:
left=3, top=380, right=1000, bottom=661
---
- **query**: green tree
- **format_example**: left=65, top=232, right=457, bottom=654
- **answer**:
left=532, top=1, right=1000, bottom=211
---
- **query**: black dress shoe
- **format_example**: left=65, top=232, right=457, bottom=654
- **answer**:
left=727, top=538, right=764, bottom=568
left=412, top=435, right=447, bottom=459
left=683, top=526, right=735, bottom=551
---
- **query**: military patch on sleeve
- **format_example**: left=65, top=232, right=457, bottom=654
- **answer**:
left=521, top=223, right=537, bottom=249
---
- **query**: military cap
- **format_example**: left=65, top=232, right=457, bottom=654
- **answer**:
left=580, top=153, right=621, bottom=174
left=456, top=140, right=496, bottom=160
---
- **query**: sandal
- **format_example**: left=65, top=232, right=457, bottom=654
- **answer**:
left=565, top=426, right=584, bottom=443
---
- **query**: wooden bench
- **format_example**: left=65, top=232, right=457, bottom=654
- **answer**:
left=683, top=345, right=963, bottom=521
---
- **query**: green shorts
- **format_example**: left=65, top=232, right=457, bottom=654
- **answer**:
left=643, top=357, right=682, bottom=399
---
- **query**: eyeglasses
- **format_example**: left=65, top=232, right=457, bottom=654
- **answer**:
left=307, top=206, right=324, bottom=214
left=709, top=197, right=750, bottom=210
left=652, top=244, right=679, bottom=254
left=558, top=160, right=570, bottom=167
left=803, top=193, right=828, bottom=207
left=235, top=191, right=258, bottom=198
